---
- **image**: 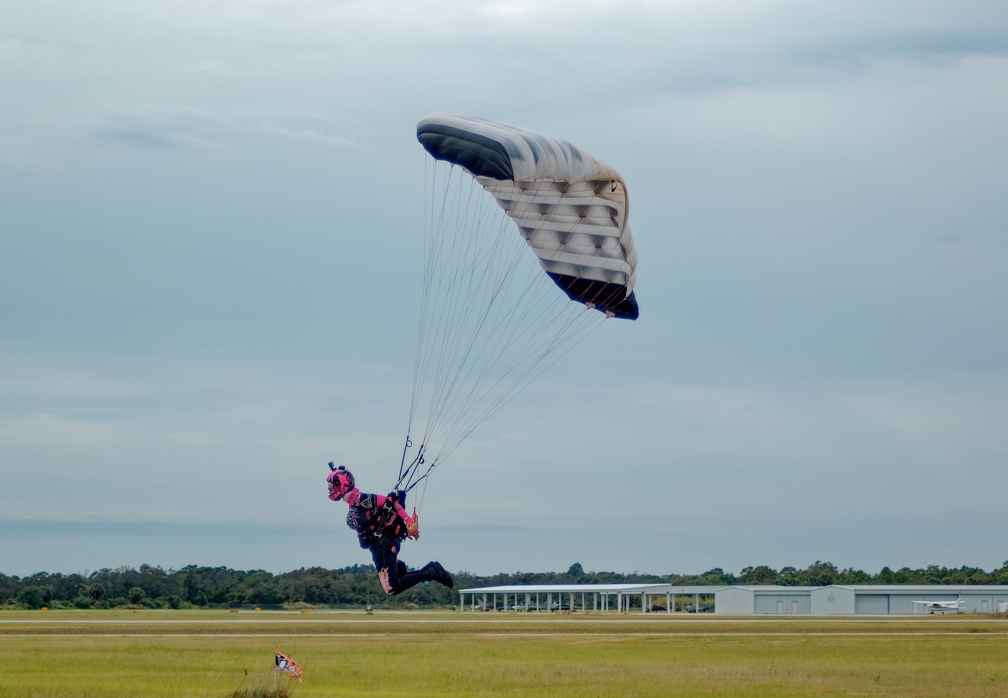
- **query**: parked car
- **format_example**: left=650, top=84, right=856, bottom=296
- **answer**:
left=686, top=604, right=714, bottom=613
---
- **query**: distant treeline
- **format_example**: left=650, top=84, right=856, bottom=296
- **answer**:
left=3, top=560, right=1008, bottom=610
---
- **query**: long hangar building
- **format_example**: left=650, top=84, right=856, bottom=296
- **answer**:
left=457, top=584, right=1008, bottom=615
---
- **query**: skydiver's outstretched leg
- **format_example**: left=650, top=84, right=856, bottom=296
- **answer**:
left=421, top=561, right=454, bottom=589
left=371, top=546, right=453, bottom=595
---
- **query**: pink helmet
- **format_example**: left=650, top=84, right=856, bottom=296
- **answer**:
left=327, top=463, right=355, bottom=501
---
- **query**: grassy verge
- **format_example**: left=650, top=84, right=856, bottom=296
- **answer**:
left=2, top=610, right=1006, bottom=697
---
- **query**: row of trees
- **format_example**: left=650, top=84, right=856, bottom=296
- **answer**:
left=673, top=560, right=1008, bottom=587
left=4, top=561, right=1008, bottom=610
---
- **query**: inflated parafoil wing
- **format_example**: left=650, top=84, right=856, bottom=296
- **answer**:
left=416, top=113, right=639, bottom=320
left=396, top=113, right=641, bottom=490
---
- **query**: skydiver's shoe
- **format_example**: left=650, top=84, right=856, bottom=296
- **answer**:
left=424, top=561, right=454, bottom=589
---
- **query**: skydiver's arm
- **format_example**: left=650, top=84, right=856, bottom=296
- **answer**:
left=376, top=493, right=419, bottom=539
left=374, top=494, right=410, bottom=522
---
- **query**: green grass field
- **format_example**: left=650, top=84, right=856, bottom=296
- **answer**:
left=2, top=609, right=1007, bottom=697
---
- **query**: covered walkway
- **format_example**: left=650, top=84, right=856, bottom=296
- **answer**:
left=458, top=584, right=721, bottom=613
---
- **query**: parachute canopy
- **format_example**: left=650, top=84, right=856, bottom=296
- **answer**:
left=416, top=113, right=639, bottom=320
left=397, top=113, right=641, bottom=493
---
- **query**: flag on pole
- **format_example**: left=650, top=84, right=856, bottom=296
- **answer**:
left=275, top=647, right=303, bottom=681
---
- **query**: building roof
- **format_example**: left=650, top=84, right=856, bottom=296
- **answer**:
left=828, top=585, right=1008, bottom=593
left=461, top=583, right=1008, bottom=595
left=460, top=583, right=670, bottom=594
left=722, top=585, right=822, bottom=592
left=713, top=584, right=1008, bottom=595
left=459, top=583, right=718, bottom=594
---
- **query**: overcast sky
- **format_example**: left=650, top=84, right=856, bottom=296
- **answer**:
left=2, top=0, right=1007, bottom=579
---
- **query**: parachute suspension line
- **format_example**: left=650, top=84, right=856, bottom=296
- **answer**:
left=403, top=113, right=638, bottom=496
left=403, top=456, right=436, bottom=494
left=437, top=177, right=516, bottom=427
left=415, top=476, right=429, bottom=512
left=429, top=252, right=593, bottom=458
left=405, top=157, right=435, bottom=462
left=421, top=178, right=525, bottom=456
left=434, top=316, right=602, bottom=465
left=397, top=435, right=413, bottom=484
left=403, top=162, right=476, bottom=486
left=402, top=154, right=447, bottom=482
left=410, top=159, right=455, bottom=425
left=429, top=204, right=607, bottom=462
left=418, top=173, right=489, bottom=445
left=406, top=167, right=609, bottom=471
left=424, top=203, right=524, bottom=448
left=405, top=160, right=477, bottom=476
left=396, top=442, right=425, bottom=492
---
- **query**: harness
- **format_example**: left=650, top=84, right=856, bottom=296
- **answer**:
left=346, top=491, right=408, bottom=550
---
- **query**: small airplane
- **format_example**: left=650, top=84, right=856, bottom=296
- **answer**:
left=910, top=599, right=965, bottom=614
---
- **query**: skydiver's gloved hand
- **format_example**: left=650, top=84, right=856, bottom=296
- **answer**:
left=406, top=509, right=420, bottom=540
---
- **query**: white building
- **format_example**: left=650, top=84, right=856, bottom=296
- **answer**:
left=457, top=583, right=1008, bottom=615
left=458, top=584, right=716, bottom=613
left=715, top=585, right=1008, bottom=615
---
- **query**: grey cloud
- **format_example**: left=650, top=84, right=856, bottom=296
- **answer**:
left=3, top=0, right=1007, bottom=577
left=87, top=107, right=232, bottom=151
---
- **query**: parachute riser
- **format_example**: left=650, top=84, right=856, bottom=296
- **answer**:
left=395, top=441, right=427, bottom=492
left=397, top=436, right=413, bottom=483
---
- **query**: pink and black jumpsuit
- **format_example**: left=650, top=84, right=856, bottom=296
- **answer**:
left=346, top=491, right=435, bottom=596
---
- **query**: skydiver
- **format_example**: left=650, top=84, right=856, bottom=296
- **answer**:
left=326, top=464, right=454, bottom=596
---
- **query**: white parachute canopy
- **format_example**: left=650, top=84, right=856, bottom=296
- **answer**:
left=397, top=113, right=639, bottom=492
